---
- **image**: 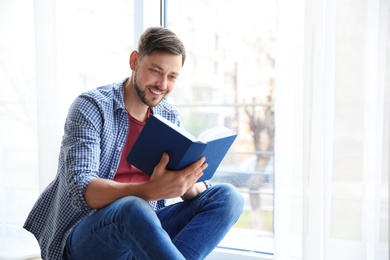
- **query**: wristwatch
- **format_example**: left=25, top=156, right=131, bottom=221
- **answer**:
left=203, top=181, right=212, bottom=189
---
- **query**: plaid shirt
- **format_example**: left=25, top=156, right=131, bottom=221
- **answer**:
left=23, top=79, right=181, bottom=260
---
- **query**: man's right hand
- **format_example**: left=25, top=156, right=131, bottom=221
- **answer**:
left=144, top=153, right=208, bottom=200
left=84, top=153, right=208, bottom=209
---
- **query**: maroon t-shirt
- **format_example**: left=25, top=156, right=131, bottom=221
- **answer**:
left=114, top=110, right=151, bottom=183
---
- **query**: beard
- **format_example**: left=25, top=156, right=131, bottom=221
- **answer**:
left=133, top=73, right=162, bottom=107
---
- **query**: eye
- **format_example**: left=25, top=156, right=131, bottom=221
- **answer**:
left=151, top=68, right=160, bottom=75
left=169, top=75, right=178, bottom=81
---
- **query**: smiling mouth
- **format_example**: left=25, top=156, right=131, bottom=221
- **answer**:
left=150, top=88, right=163, bottom=95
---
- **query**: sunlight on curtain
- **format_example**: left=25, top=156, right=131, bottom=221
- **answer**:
left=0, top=0, right=41, bottom=258
left=274, top=0, right=389, bottom=259
left=36, top=0, right=135, bottom=190
left=0, top=0, right=134, bottom=258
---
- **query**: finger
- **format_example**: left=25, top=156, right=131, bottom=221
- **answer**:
left=201, top=162, right=208, bottom=171
left=195, top=164, right=206, bottom=180
left=193, top=163, right=207, bottom=179
left=196, top=156, right=206, bottom=166
left=179, top=157, right=204, bottom=176
left=192, top=160, right=207, bottom=178
left=197, top=171, right=204, bottom=180
left=156, top=153, right=170, bottom=169
left=195, top=157, right=207, bottom=172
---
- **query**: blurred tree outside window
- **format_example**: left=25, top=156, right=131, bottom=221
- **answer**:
left=166, top=0, right=276, bottom=253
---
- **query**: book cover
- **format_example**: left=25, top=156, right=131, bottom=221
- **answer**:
left=127, top=114, right=237, bottom=182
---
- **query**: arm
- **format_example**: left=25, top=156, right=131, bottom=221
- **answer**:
left=181, top=182, right=208, bottom=200
left=85, top=153, right=208, bottom=209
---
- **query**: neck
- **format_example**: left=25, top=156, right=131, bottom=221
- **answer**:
left=124, top=77, right=150, bottom=122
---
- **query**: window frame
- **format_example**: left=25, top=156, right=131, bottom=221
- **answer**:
left=34, top=0, right=275, bottom=259
left=160, top=0, right=275, bottom=259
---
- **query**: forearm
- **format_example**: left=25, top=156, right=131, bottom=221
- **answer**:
left=84, top=178, right=154, bottom=209
left=84, top=154, right=208, bottom=209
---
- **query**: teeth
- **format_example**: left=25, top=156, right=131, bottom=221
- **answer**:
left=150, top=88, right=162, bottom=95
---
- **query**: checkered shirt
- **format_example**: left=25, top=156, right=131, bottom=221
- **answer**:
left=23, top=79, right=181, bottom=259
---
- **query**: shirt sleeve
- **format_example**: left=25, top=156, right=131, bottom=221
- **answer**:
left=61, top=95, right=103, bottom=211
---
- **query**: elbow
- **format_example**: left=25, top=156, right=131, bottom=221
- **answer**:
left=84, top=188, right=101, bottom=209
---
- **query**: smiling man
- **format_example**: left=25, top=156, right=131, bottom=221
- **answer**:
left=24, top=27, right=244, bottom=260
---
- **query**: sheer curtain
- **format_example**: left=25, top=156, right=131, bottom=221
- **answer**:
left=274, top=0, right=389, bottom=259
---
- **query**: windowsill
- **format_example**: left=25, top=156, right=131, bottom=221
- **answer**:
left=205, top=227, right=274, bottom=259
left=0, top=224, right=41, bottom=260
left=0, top=225, right=274, bottom=260
left=216, top=228, right=274, bottom=253
left=207, top=247, right=274, bottom=260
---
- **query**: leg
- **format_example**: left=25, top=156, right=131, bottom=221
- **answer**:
left=64, top=196, right=185, bottom=260
left=157, top=183, right=244, bottom=260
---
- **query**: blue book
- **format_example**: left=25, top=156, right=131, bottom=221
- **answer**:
left=127, top=114, right=237, bottom=182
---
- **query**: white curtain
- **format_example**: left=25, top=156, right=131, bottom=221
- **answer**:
left=274, top=0, right=389, bottom=259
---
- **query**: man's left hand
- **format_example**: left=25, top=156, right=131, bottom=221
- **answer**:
left=181, top=182, right=207, bottom=200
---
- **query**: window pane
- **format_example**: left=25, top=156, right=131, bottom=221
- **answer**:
left=0, top=0, right=40, bottom=257
left=166, top=0, right=276, bottom=253
left=0, top=0, right=38, bottom=225
left=0, top=0, right=135, bottom=257
left=56, top=0, right=135, bottom=108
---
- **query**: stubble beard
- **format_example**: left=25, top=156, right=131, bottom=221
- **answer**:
left=133, top=73, right=161, bottom=108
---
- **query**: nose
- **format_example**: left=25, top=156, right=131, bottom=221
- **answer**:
left=156, top=76, right=168, bottom=90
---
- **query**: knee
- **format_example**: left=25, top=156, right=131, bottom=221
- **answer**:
left=115, top=196, right=149, bottom=209
left=211, top=183, right=245, bottom=216
left=110, top=196, right=154, bottom=222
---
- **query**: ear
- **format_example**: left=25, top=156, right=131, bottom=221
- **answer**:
left=129, top=51, right=139, bottom=70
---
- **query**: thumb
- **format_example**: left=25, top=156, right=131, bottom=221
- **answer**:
left=157, top=152, right=170, bottom=169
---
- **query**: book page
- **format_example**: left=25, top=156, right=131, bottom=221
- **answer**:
left=153, top=114, right=198, bottom=142
left=198, top=126, right=236, bottom=142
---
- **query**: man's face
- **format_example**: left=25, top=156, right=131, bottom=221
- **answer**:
left=133, top=51, right=182, bottom=107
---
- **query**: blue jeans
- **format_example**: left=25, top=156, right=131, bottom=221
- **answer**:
left=63, top=183, right=244, bottom=260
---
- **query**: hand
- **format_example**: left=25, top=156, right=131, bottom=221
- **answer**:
left=84, top=153, right=208, bottom=209
left=146, top=153, right=208, bottom=200
left=181, top=182, right=208, bottom=200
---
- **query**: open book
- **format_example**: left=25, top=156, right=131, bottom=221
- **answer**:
left=127, top=114, right=237, bottom=182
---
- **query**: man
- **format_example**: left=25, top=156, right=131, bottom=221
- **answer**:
left=24, top=27, right=244, bottom=260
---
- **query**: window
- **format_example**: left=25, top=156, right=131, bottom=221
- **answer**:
left=0, top=0, right=39, bottom=257
left=0, top=0, right=277, bottom=258
left=165, top=0, right=277, bottom=255
left=0, top=0, right=135, bottom=258
left=0, top=0, right=37, bottom=229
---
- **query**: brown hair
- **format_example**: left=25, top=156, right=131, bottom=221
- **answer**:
left=137, top=27, right=186, bottom=66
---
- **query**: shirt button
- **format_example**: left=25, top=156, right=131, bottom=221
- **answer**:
left=110, top=169, right=115, bottom=174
